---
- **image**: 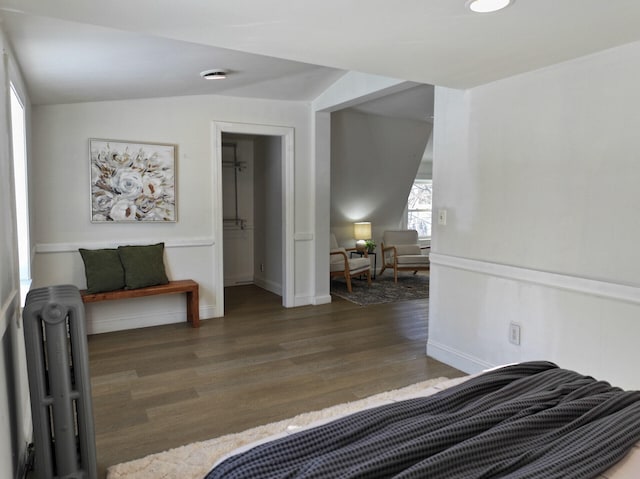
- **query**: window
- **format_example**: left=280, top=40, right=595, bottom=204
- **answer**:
left=10, top=82, right=31, bottom=303
left=407, top=179, right=432, bottom=239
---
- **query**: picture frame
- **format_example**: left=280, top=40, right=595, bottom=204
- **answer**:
left=89, top=138, right=177, bottom=222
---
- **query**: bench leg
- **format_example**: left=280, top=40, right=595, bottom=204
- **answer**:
left=186, top=287, right=200, bottom=328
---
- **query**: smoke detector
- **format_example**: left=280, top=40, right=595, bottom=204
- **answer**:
left=200, top=69, right=228, bottom=80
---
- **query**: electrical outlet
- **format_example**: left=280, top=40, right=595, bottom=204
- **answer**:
left=509, top=322, right=521, bottom=345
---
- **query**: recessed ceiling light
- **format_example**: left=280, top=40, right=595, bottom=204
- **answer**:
left=466, top=0, right=513, bottom=13
left=200, top=69, right=227, bottom=80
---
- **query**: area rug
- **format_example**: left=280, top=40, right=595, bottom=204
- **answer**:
left=331, top=271, right=429, bottom=305
left=106, top=377, right=457, bottom=479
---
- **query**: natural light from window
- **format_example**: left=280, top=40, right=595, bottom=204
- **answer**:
left=407, top=179, right=432, bottom=239
left=10, top=82, right=31, bottom=303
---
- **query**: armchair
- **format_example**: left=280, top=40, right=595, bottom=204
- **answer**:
left=379, top=230, right=430, bottom=282
left=330, top=233, right=371, bottom=293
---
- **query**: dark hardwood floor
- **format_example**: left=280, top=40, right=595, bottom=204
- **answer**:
left=87, top=285, right=464, bottom=477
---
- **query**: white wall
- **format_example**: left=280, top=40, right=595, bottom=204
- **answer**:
left=31, top=94, right=312, bottom=333
left=0, top=30, right=33, bottom=478
left=429, top=40, right=640, bottom=389
left=253, top=135, right=283, bottom=294
left=330, top=109, right=432, bottom=250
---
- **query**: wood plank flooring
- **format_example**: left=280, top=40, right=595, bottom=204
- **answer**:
left=88, top=285, right=464, bottom=477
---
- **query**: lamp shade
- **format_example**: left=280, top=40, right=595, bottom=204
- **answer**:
left=354, top=222, right=372, bottom=240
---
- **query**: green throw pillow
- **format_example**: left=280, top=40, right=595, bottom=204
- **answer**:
left=117, top=243, right=169, bottom=289
left=79, top=248, right=126, bottom=293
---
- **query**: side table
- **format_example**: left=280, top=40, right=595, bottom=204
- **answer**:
left=350, top=250, right=376, bottom=279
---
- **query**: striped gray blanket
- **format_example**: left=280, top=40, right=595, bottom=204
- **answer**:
left=205, top=361, right=640, bottom=478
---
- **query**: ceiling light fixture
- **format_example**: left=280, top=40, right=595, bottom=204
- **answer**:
left=466, top=0, right=513, bottom=13
left=200, top=69, right=227, bottom=80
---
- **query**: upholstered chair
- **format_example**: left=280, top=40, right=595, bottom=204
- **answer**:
left=330, top=233, right=371, bottom=293
left=379, top=230, right=430, bottom=282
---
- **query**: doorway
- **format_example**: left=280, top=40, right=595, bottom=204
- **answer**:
left=212, top=122, right=294, bottom=316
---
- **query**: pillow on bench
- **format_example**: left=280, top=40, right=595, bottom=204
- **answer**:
left=79, top=248, right=126, bottom=294
left=79, top=242, right=169, bottom=292
left=118, top=242, right=169, bottom=289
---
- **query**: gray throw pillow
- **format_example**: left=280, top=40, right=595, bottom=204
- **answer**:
left=79, top=248, right=126, bottom=293
left=117, top=243, right=169, bottom=289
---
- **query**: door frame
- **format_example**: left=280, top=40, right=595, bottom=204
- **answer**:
left=212, top=121, right=295, bottom=316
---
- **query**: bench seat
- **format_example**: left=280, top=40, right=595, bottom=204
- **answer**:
left=80, top=279, right=200, bottom=328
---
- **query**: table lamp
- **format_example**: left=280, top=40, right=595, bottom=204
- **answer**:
left=354, top=222, right=372, bottom=251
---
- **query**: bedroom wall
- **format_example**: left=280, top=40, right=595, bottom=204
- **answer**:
left=30, top=94, right=311, bottom=333
left=428, top=40, right=640, bottom=390
left=0, top=31, right=33, bottom=479
left=330, top=109, right=432, bottom=249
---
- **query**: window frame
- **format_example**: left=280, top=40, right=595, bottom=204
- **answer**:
left=9, top=81, right=32, bottom=303
left=406, top=179, right=433, bottom=240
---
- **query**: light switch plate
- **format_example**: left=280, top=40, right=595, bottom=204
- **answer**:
left=438, top=209, right=447, bottom=225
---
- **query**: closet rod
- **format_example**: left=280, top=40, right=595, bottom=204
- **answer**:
left=222, top=142, right=247, bottom=229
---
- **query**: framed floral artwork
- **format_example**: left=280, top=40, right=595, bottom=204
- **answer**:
left=89, top=139, right=177, bottom=222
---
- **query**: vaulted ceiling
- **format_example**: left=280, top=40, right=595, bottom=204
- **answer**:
left=1, top=1, right=640, bottom=114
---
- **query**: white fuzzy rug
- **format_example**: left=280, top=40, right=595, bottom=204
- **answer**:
left=107, top=376, right=465, bottom=478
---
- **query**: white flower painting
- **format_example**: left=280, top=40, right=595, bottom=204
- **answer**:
left=90, top=139, right=176, bottom=222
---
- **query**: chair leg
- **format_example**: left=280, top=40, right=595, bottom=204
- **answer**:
left=394, top=267, right=398, bottom=283
left=345, top=273, right=353, bottom=293
left=366, top=269, right=371, bottom=287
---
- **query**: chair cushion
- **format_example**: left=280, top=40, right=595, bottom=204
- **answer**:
left=394, top=244, right=422, bottom=256
left=330, top=255, right=370, bottom=273
left=348, top=256, right=371, bottom=272
left=396, top=254, right=430, bottom=266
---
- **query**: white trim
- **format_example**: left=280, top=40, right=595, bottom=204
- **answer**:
left=36, top=237, right=214, bottom=254
left=85, top=304, right=216, bottom=334
left=294, top=233, right=314, bottom=241
left=313, top=294, right=332, bottom=305
left=282, top=129, right=295, bottom=308
left=0, top=288, right=19, bottom=337
left=426, top=339, right=495, bottom=375
left=254, top=277, right=283, bottom=296
left=200, top=305, right=218, bottom=320
left=224, top=276, right=255, bottom=287
left=213, top=121, right=295, bottom=314
left=429, top=252, right=640, bottom=305
left=293, top=295, right=317, bottom=307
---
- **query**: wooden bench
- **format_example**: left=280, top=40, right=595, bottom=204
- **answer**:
left=80, top=279, right=200, bottom=328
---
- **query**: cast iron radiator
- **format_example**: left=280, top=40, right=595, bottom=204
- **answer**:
left=23, top=285, right=97, bottom=479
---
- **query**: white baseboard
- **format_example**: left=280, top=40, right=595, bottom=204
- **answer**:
left=87, top=304, right=216, bottom=334
left=200, top=305, right=218, bottom=320
left=224, top=275, right=254, bottom=287
left=313, top=294, right=332, bottom=305
left=426, top=339, right=494, bottom=375
left=293, top=295, right=315, bottom=307
left=254, top=277, right=282, bottom=296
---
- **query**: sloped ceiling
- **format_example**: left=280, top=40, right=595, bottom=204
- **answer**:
left=2, top=1, right=640, bottom=111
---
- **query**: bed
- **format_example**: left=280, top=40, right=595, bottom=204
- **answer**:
left=205, top=361, right=640, bottom=478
